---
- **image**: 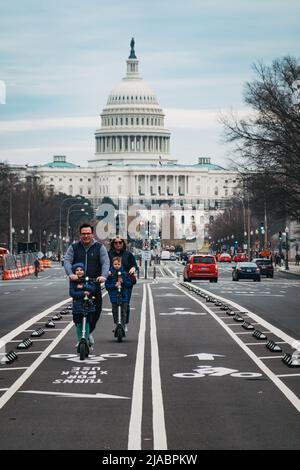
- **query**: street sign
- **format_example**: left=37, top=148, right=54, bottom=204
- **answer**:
left=142, top=251, right=151, bottom=261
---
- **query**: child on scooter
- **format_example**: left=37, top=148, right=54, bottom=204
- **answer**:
left=105, top=257, right=134, bottom=332
left=69, top=262, right=97, bottom=347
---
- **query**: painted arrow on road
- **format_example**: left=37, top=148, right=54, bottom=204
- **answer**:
left=185, top=353, right=226, bottom=361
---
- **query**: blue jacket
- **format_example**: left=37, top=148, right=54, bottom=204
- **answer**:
left=105, top=267, right=134, bottom=303
left=69, top=275, right=97, bottom=315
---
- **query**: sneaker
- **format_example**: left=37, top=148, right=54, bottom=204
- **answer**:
left=89, top=334, right=94, bottom=346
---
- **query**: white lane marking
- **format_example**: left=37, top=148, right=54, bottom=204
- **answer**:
left=0, top=367, right=28, bottom=371
left=192, top=286, right=297, bottom=347
left=245, top=342, right=287, bottom=346
left=128, top=284, right=147, bottom=450
left=163, top=265, right=177, bottom=278
left=259, top=356, right=283, bottom=359
left=148, top=284, right=167, bottom=450
left=19, top=390, right=130, bottom=400
left=175, top=284, right=300, bottom=413
left=0, top=322, right=74, bottom=410
left=277, top=373, right=300, bottom=378
left=0, top=292, right=108, bottom=410
left=0, top=298, right=71, bottom=347
left=158, top=267, right=166, bottom=277
left=7, top=351, right=44, bottom=355
left=9, top=339, right=53, bottom=343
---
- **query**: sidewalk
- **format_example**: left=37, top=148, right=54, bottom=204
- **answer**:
left=276, top=262, right=300, bottom=276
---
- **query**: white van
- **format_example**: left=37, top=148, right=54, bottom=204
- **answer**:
left=160, top=250, right=171, bottom=260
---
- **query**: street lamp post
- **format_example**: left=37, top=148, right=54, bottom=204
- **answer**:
left=59, top=196, right=82, bottom=255
left=9, top=185, right=13, bottom=253
left=66, top=203, right=89, bottom=241
left=285, top=226, right=289, bottom=270
left=67, top=209, right=88, bottom=240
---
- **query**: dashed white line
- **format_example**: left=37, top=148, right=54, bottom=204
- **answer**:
left=175, top=283, right=300, bottom=413
left=148, top=284, right=167, bottom=450
left=0, top=322, right=74, bottom=410
left=128, top=284, right=147, bottom=450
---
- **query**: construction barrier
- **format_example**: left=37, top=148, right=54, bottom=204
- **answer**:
left=1, top=252, right=51, bottom=281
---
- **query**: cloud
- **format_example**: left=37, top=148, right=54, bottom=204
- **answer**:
left=0, top=107, right=253, bottom=134
left=0, top=116, right=98, bottom=133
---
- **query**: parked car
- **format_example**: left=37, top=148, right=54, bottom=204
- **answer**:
left=219, top=253, right=232, bottom=263
left=232, top=262, right=261, bottom=281
left=252, top=258, right=274, bottom=278
left=160, top=250, right=171, bottom=260
left=233, top=253, right=249, bottom=262
left=183, top=254, right=218, bottom=283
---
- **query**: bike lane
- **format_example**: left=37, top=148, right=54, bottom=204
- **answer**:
left=149, top=281, right=300, bottom=450
left=0, top=284, right=145, bottom=450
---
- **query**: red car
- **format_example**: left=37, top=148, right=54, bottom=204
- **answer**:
left=218, top=253, right=232, bottom=262
left=233, top=253, right=249, bottom=262
left=183, top=255, right=218, bottom=283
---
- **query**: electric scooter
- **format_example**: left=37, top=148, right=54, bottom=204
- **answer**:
left=77, top=277, right=96, bottom=360
left=114, top=271, right=126, bottom=342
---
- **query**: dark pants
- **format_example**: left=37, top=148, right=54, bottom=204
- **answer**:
left=89, top=287, right=102, bottom=333
left=126, top=287, right=133, bottom=324
left=112, top=302, right=128, bottom=327
left=73, top=310, right=95, bottom=326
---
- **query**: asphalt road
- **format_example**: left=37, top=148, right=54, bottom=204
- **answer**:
left=0, top=262, right=299, bottom=450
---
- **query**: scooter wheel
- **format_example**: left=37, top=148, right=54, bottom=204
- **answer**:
left=79, top=341, right=89, bottom=360
left=115, top=325, right=124, bottom=342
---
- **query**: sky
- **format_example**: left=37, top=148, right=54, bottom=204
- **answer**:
left=0, top=0, right=299, bottom=169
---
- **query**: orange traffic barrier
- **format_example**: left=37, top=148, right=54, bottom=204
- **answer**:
left=2, top=270, right=10, bottom=280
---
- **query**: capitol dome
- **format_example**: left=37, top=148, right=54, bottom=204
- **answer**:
left=107, top=77, right=158, bottom=106
left=89, top=39, right=176, bottom=167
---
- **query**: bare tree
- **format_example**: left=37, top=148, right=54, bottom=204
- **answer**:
left=222, top=56, right=300, bottom=219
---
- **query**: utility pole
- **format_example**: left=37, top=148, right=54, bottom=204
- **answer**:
left=247, top=196, right=251, bottom=259
left=264, top=199, right=268, bottom=249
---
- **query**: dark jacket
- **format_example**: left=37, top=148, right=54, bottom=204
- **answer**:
left=108, top=249, right=138, bottom=273
left=64, top=240, right=110, bottom=279
left=69, top=263, right=97, bottom=314
left=105, top=267, right=134, bottom=303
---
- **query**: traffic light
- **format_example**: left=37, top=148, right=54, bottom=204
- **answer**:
left=279, top=231, right=282, bottom=241
left=260, top=222, right=265, bottom=233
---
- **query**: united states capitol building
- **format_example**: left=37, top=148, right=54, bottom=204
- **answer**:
left=16, top=40, right=239, bottom=246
